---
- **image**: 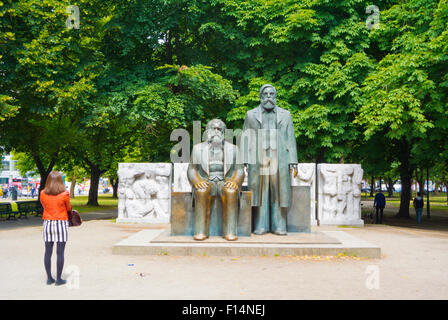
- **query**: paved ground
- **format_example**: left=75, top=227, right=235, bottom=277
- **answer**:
left=1, top=205, right=448, bottom=300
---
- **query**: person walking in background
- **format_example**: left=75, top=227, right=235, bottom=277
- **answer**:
left=39, top=171, right=72, bottom=286
left=31, top=186, right=36, bottom=198
left=413, top=192, right=424, bottom=224
left=373, top=190, right=386, bottom=224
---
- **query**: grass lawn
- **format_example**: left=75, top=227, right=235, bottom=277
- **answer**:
left=362, top=193, right=448, bottom=211
left=69, top=194, right=118, bottom=213
left=0, top=194, right=118, bottom=214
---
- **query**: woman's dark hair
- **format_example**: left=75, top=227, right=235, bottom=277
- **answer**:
left=44, top=171, right=66, bottom=195
left=417, top=192, right=422, bottom=196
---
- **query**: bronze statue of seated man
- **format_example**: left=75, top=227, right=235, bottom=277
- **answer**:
left=187, top=119, right=245, bottom=241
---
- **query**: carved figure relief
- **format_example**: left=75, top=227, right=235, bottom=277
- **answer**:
left=117, top=163, right=172, bottom=223
left=318, top=164, right=363, bottom=225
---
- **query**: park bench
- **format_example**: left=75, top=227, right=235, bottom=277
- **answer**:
left=15, top=201, right=43, bottom=218
left=0, top=203, right=19, bottom=220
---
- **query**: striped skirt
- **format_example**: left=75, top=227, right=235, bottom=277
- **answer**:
left=43, top=220, right=68, bottom=242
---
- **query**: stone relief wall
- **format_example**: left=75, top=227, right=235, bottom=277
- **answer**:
left=118, top=162, right=363, bottom=226
left=317, top=164, right=364, bottom=226
left=117, top=163, right=172, bottom=223
left=291, top=163, right=316, bottom=225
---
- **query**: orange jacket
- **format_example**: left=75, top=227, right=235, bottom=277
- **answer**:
left=40, top=190, right=72, bottom=220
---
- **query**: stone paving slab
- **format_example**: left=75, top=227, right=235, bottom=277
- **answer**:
left=153, top=230, right=340, bottom=244
left=112, top=229, right=381, bottom=258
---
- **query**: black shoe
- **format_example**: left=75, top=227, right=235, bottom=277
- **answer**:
left=55, top=279, right=66, bottom=286
left=47, top=278, right=55, bottom=285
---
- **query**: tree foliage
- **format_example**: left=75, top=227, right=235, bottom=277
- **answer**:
left=1, top=0, right=447, bottom=213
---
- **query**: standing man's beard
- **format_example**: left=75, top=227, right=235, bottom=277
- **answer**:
left=262, top=98, right=276, bottom=110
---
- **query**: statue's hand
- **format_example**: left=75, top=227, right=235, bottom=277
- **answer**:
left=194, top=181, right=209, bottom=190
left=224, top=181, right=238, bottom=190
left=290, top=165, right=298, bottom=178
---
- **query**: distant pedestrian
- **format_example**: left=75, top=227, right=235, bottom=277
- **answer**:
left=39, top=171, right=72, bottom=286
left=413, top=192, right=424, bottom=224
left=31, top=186, right=36, bottom=198
left=10, top=186, right=17, bottom=200
left=373, top=190, right=386, bottom=224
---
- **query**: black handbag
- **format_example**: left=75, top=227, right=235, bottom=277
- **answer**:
left=68, top=209, right=82, bottom=227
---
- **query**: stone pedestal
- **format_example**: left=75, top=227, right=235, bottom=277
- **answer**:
left=113, top=229, right=381, bottom=258
left=170, top=192, right=194, bottom=235
left=287, top=186, right=311, bottom=233
left=170, top=191, right=252, bottom=237
left=291, top=163, right=317, bottom=226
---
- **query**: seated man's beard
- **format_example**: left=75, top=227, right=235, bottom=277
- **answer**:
left=208, top=133, right=223, bottom=146
left=262, top=99, right=276, bottom=110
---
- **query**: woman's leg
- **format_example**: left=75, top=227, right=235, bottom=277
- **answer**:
left=44, top=242, right=55, bottom=283
left=56, top=242, right=66, bottom=282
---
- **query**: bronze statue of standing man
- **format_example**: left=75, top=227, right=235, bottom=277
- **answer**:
left=243, top=84, right=298, bottom=235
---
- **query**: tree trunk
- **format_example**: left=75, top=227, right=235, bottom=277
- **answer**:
left=32, top=152, right=58, bottom=200
left=316, top=147, right=325, bottom=164
left=166, top=30, right=173, bottom=65
left=415, top=168, right=424, bottom=194
left=420, top=172, right=425, bottom=195
left=37, top=171, right=50, bottom=200
left=396, top=140, right=412, bottom=218
left=87, top=165, right=101, bottom=206
left=387, top=177, right=394, bottom=197
left=111, top=177, right=119, bottom=199
left=370, top=176, right=375, bottom=197
left=434, top=182, right=439, bottom=195
left=69, top=175, right=77, bottom=198
left=174, top=30, right=182, bottom=65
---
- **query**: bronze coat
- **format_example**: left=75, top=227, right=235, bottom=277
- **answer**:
left=187, top=141, right=245, bottom=205
left=242, top=105, right=298, bottom=208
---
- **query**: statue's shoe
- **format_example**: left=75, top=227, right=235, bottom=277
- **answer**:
left=224, top=234, right=238, bottom=241
left=193, top=234, right=208, bottom=241
left=253, top=229, right=267, bottom=235
left=273, top=230, right=287, bottom=236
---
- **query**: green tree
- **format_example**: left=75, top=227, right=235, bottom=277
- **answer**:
left=357, top=0, right=448, bottom=218
left=0, top=0, right=107, bottom=196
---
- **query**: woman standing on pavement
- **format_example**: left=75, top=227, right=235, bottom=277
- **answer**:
left=40, top=171, right=71, bottom=286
